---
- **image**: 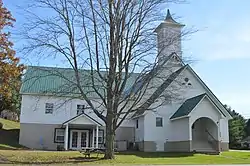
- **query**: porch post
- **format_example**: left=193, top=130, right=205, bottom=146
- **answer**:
left=64, top=124, right=69, bottom=150
left=218, top=120, right=221, bottom=152
left=96, top=125, right=99, bottom=148
left=92, top=128, right=95, bottom=148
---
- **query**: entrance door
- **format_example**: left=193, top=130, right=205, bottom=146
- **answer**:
left=70, top=130, right=89, bottom=149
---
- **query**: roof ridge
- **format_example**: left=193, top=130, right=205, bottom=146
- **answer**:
left=26, top=65, right=141, bottom=74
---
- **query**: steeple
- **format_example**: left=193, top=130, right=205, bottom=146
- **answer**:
left=155, top=9, right=185, bottom=62
left=164, top=9, right=184, bottom=26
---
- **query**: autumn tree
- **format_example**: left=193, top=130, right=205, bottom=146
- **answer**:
left=21, top=0, right=192, bottom=159
left=0, top=0, right=24, bottom=113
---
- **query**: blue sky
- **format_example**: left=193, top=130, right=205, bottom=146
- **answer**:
left=4, top=0, right=250, bottom=117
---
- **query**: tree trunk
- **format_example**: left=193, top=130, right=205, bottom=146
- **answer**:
left=104, top=113, right=115, bottom=159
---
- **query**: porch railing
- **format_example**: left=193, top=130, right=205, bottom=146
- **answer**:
left=205, top=129, right=218, bottom=151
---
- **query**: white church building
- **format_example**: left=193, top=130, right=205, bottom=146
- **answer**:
left=19, top=10, right=232, bottom=153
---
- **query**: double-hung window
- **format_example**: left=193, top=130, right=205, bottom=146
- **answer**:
left=45, top=103, right=54, bottom=114
left=54, top=128, right=65, bottom=143
left=77, top=105, right=85, bottom=115
left=156, top=117, right=163, bottom=127
left=94, top=130, right=104, bottom=144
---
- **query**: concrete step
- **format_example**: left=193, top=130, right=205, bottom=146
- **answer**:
left=192, top=141, right=215, bottom=152
left=193, top=150, right=220, bottom=155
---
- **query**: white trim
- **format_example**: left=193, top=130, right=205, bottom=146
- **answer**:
left=92, top=128, right=95, bottom=148
left=204, top=96, right=224, bottom=117
left=20, top=92, right=102, bottom=100
left=69, top=130, right=89, bottom=150
left=132, top=65, right=188, bottom=119
left=63, top=113, right=101, bottom=126
left=170, top=94, right=224, bottom=121
left=96, top=125, right=99, bottom=148
left=131, top=114, right=145, bottom=119
left=170, top=95, right=206, bottom=122
left=64, top=124, right=69, bottom=150
left=170, top=115, right=189, bottom=121
left=186, top=65, right=232, bottom=119
left=190, top=95, right=206, bottom=114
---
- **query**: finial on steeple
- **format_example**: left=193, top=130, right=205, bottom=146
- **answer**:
left=165, top=9, right=184, bottom=26
left=165, top=9, right=173, bottom=21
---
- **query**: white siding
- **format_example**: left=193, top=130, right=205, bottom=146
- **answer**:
left=220, top=118, right=229, bottom=142
left=135, top=117, right=144, bottom=142
left=189, top=97, right=223, bottom=142
left=142, top=104, right=190, bottom=151
left=20, top=95, right=133, bottom=127
left=139, top=66, right=230, bottom=149
left=156, top=24, right=182, bottom=61
left=189, top=97, right=222, bottom=126
left=20, top=63, right=230, bottom=147
left=20, top=95, right=73, bottom=124
left=169, top=118, right=190, bottom=141
left=70, top=116, right=96, bottom=125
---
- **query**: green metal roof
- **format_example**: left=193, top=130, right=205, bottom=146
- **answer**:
left=170, top=93, right=206, bottom=120
left=20, top=66, right=139, bottom=98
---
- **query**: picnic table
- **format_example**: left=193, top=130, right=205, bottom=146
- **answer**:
left=79, top=147, right=106, bottom=158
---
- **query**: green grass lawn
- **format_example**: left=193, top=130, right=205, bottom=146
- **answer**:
left=0, top=118, right=24, bottom=150
left=0, top=118, right=20, bottom=130
left=1, top=150, right=250, bottom=165
left=1, top=118, right=250, bottom=165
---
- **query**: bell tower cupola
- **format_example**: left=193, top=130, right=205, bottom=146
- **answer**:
left=154, top=9, right=185, bottom=61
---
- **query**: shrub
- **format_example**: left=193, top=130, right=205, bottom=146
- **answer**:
left=57, top=145, right=65, bottom=151
left=0, top=122, right=3, bottom=129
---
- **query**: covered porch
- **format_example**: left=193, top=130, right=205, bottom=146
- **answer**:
left=170, top=93, right=227, bottom=153
left=191, top=117, right=219, bottom=152
left=62, top=113, right=104, bottom=150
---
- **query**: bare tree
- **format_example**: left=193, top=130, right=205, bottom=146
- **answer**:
left=20, top=0, right=193, bottom=159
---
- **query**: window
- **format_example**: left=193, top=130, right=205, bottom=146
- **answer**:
left=94, top=130, right=104, bottom=144
left=54, top=128, right=65, bottom=143
left=136, top=119, right=139, bottom=129
left=77, top=105, right=85, bottom=115
left=156, top=117, right=163, bottom=127
left=45, top=103, right=53, bottom=114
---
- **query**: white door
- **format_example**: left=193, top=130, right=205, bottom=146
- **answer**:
left=70, top=130, right=89, bottom=149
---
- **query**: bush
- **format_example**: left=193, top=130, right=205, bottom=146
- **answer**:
left=57, top=145, right=65, bottom=151
left=0, top=122, right=3, bottom=129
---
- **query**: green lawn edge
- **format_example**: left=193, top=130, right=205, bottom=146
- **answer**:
left=1, top=150, right=250, bottom=165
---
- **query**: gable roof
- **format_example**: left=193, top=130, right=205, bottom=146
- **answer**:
left=132, top=64, right=187, bottom=118
left=185, top=65, right=232, bottom=119
left=62, top=112, right=103, bottom=126
left=21, top=53, right=182, bottom=98
left=124, top=53, right=183, bottom=97
left=170, top=93, right=206, bottom=120
left=20, top=66, right=139, bottom=97
left=170, top=93, right=226, bottom=120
